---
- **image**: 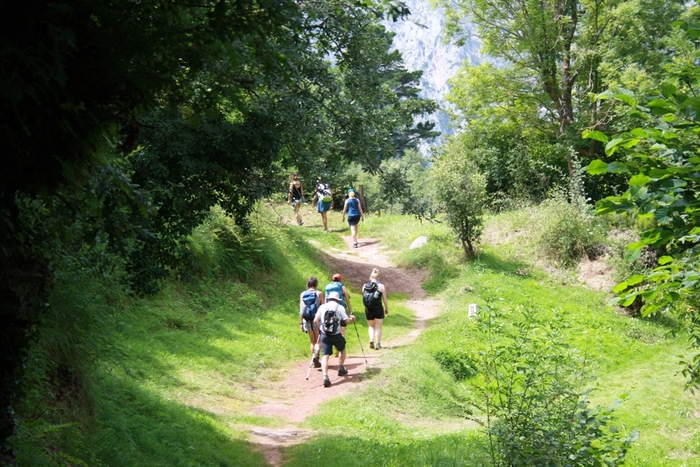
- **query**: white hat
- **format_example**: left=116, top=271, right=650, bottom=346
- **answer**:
left=327, top=291, right=342, bottom=301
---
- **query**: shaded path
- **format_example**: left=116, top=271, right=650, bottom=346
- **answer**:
left=248, top=236, right=442, bottom=466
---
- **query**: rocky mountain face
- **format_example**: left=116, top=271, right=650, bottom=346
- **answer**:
left=383, top=0, right=483, bottom=151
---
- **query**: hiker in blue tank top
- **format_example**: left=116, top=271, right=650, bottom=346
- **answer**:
left=342, top=188, right=364, bottom=248
left=300, top=276, right=324, bottom=368
left=325, top=273, right=353, bottom=339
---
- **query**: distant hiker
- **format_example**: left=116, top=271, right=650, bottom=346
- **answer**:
left=287, top=173, right=305, bottom=226
left=312, top=178, right=333, bottom=233
left=314, top=291, right=356, bottom=387
left=325, top=273, right=353, bottom=339
left=300, top=276, right=325, bottom=368
left=342, top=188, right=364, bottom=248
left=363, top=268, right=388, bottom=350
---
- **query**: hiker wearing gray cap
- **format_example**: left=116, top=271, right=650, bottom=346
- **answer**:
left=314, top=290, right=356, bottom=387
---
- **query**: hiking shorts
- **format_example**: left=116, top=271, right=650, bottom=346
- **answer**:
left=320, top=332, right=346, bottom=355
left=317, top=201, right=331, bottom=213
left=292, top=197, right=304, bottom=207
left=365, top=306, right=384, bottom=321
left=303, top=319, right=319, bottom=333
left=347, top=215, right=360, bottom=226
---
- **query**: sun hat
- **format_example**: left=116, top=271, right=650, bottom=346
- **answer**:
left=327, top=291, right=342, bottom=301
left=332, top=273, right=342, bottom=282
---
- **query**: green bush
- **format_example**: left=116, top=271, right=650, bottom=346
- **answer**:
left=433, top=350, right=478, bottom=381
left=538, top=190, right=607, bottom=267
left=467, top=305, right=636, bottom=467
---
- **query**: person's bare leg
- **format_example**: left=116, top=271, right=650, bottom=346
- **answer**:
left=367, top=319, right=375, bottom=345
left=339, top=349, right=346, bottom=368
left=321, top=211, right=328, bottom=231
left=321, top=354, right=330, bottom=377
left=295, top=204, right=303, bottom=225
left=350, top=224, right=358, bottom=244
left=374, top=318, right=384, bottom=347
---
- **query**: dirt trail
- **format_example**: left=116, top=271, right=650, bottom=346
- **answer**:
left=248, top=236, right=442, bottom=466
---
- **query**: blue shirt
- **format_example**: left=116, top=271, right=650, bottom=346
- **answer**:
left=347, top=198, right=360, bottom=217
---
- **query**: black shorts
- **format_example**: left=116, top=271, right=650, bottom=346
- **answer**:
left=320, top=332, right=346, bottom=355
left=348, top=215, right=360, bottom=226
left=365, top=306, right=384, bottom=320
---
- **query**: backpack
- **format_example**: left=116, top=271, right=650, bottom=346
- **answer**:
left=321, top=302, right=341, bottom=335
left=317, top=183, right=332, bottom=203
left=325, top=282, right=346, bottom=308
left=301, top=290, right=320, bottom=323
left=362, top=281, right=382, bottom=308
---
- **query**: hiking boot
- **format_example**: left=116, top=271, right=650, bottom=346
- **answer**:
left=353, top=242, right=358, bottom=248
left=375, top=343, right=382, bottom=350
left=313, top=355, right=321, bottom=368
left=323, top=376, right=331, bottom=387
left=300, top=221, right=305, bottom=226
left=338, top=366, right=348, bottom=376
left=369, top=341, right=374, bottom=349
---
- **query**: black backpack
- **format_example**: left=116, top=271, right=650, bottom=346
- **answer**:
left=362, top=281, right=382, bottom=308
left=301, top=290, right=320, bottom=322
left=321, top=302, right=340, bottom=334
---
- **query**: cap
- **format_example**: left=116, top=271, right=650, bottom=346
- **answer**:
left=327, top=291, right=342, bottom=301
left=332, top=273, right=342, bottom=282
left=347, top=188, right=355, bottom=194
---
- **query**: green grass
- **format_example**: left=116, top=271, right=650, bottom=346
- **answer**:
left=13, top=203, right=700, bottom=466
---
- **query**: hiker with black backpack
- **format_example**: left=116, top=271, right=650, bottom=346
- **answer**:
left=312, top=178, right=333, bottom=233
left=300, top=276, right=324, bottom=368
left=325, top=273, right=353, bottom=339
left=313, top=291, right=356, bottom=387
left=363, top=268, right=389, bottom=350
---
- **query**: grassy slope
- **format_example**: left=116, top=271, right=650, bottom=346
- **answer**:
left=40, top=204, right=699, bottom=466
left=285, top=211, right=700, bottom=467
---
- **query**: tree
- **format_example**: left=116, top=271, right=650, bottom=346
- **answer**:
left=430, top=137, right=488, bottom=257
left=586, top=20, right=700, bottom=388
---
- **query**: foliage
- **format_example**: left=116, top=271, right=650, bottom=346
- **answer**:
left=467, top=305, right=636, bottom=467
left=430, top=137, right=488, bottom=257
left=585, top=23, right=700, bottom=387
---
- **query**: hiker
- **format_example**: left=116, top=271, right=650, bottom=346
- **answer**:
left=312, top=178, right=333, bottom=233
left=287, top=173, right=305, bottom=226
left=325, top=273, right=353, bottom=339
left=300, top=276, right=325, bottom=368
left=314, top=291, right=356, bottom=387
left=341, top=188, right=364, bottom=248
left=363, top=268, right=388, bottom=350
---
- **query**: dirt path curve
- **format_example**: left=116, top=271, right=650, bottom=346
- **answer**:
left=248, top=236, right=442, bottom=466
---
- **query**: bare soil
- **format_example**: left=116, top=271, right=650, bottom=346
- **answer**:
left=248, top=236, right=442, bottom=466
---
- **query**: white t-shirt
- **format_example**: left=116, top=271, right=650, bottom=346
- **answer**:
left=314, top=301, right=348, bottom=335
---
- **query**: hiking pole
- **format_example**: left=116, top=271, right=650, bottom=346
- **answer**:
left=351, top=318, right=368, bottom=364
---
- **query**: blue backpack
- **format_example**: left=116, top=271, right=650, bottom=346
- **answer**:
left=301, top=290, right=320, bottom=322
left=325, top=282, right=346, bottom=307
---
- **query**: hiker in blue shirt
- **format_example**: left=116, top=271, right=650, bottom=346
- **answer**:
left=300, top=276, right=324, bottom=368
left=342, top=188, right=364, bottom=248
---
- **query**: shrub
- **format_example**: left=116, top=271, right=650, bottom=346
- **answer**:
left=433, top=350, right=478, bottom=381
left=467, top=305, right=636, bottom=466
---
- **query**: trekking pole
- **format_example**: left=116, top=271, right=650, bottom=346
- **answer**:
left=352, top=318, right=368, bottom=364
left=305, top=334, right=321, bottom=380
